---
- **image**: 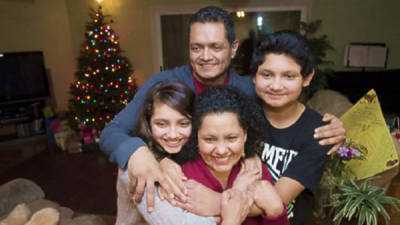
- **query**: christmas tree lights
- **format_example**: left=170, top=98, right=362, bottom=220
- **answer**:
left=69, top=6, right=136, bottom=140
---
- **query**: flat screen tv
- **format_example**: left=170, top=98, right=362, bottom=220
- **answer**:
left=0, top=51, right=50, bottom=104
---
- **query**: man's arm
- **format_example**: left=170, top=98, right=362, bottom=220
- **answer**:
left=99, top=75, right=179, bottom=211
left=314, top=113, right=346, bottom=155
left=127, top=147, right=174, bottom=211
left=99, top=75, right=156, bottom=169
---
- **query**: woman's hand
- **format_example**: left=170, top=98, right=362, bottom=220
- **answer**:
left=221, top=189, right=253, bottom=225
left=247, top=180, right=284, bottom=218
left=233, top=155, right=261, bottom=191
left=232, top=166, right=260, bottom=191
left=242, top=155, right=262, bottom=172
left=174, top=179, right=221, bottom=217
left=314, top=113, right=346, bottom=155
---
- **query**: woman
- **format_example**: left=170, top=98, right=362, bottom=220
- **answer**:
left=176, top=86, right=289, bottom=225
left=116, top=82, right=254, bottom=225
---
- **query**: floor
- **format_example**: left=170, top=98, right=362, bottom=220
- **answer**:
left=0, top=135, right=118, bottom=224
left=1, top=135, right=399, bottom=225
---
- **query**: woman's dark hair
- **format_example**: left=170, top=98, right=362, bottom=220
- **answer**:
left=133, top=81, right=195, bottom=160
left=250, top=30, right=315, bottom=77
left=189, top=6, right=236, bottom=45
left=174, top=86, right=266, bottom=164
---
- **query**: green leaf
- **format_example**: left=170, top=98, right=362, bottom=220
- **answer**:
left=360, top=180, right=371, bottom=192
left=346, top=195, right=364, bottom=220
left=350, top=178, right=361, bottom=190
left=333, top=208, right=346, bottom=225
left=366, top=186, right=384, bottom=197
left=367, top=198, right=382, bottom=212
left=365, top=210, right=372, bottom=225
left=343, top=196, right=355, bottom=213
left=375, top=204, right=390, bottom=225
left=371, top=211, right=377, bottom=225
left=338, top=184, right=358, bottom=193
left=358, top=205, right=367, bottom=225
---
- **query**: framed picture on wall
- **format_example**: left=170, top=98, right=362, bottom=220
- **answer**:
left=344, top=43, right=388, bottom=68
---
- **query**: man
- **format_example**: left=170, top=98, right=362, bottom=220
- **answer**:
left=99, top=6, right=345, bottom=213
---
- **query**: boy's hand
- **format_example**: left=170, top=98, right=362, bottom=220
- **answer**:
left=159, top=157, right=187, bottom=202
left=314, top=113, right=346, bottom=155
left=127, top=146, right=172, bottom=212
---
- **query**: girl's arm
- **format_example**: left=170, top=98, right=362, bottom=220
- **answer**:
left=116, top=168, right=216, bottom=225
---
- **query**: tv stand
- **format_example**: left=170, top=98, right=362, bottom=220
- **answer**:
left=0, top=99, right=47, bottom=141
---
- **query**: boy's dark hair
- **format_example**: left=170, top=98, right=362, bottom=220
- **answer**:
left=133, top=81, right=194, bottom=160
left=250, top=30, right=315, bottom=77
left=174, top=86, right=266, bottom=164
left=189, top=6, right=235, bottom=45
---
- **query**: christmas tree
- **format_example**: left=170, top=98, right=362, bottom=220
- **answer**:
left=69, top=6, right=136, bottom=143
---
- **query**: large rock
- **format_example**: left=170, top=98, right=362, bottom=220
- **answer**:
left=307, top=89, right=353, bottom=117
left=27, top=199, right=60, bottom=214
left=58, top=207, right=74, bottom=222
left=0, top=179, right=44, bottom=217
left=0, top=203, right=31, bottom=225
left=66, top=215, right=107, bottom=225
left=0, top=179, right=108, bottom=225
left=24, top=208, right=60, bottom=225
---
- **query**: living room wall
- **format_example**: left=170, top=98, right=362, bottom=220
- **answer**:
left=0, top=0, right=75, bottom=110
left=311, top=0, right=400, bottom=71
left=1, top=0, right=398, bottom=110
left=65, top=0, right=312, bottom=85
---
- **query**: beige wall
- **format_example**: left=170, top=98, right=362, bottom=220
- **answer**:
left=65, top=0, right=310, bottom=84
left=311, top=0, right=400, bottom=71
left=1, top=0, right=398, bottom=110
left=0, top=0, right=75, bottom=110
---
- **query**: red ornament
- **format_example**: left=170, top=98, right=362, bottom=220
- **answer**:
left=110, top=19, right=114, bottom=23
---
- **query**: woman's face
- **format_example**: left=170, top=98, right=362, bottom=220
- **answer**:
left=150, top=101, right=192, bottom=154
left=197, top=112, right=247, bottom=180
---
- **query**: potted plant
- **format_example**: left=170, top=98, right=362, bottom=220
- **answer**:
left=328, top=178, right=400, bottom=225
left=314, top=139, right=400, bottom=225
left=300, top=20, right=335, bottom=101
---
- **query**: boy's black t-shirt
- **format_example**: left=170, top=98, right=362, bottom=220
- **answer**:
left=260, top=106, right=330, bottom=225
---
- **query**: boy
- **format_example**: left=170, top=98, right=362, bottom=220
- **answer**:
left=251, top=31, right=331, bottom=225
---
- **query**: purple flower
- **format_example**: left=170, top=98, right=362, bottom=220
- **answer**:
left=337, top=146, right=353, bottom=160
left=345, top=150, right=352, bottom=160
left=338, top=146, right=350, bottom=159
left=351, top=148, right=361, bottom=157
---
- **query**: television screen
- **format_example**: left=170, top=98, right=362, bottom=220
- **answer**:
left=0, top=51, right=50, bottom=103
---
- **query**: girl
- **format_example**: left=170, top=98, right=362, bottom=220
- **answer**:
left=116, top=82, right=255, bottom=225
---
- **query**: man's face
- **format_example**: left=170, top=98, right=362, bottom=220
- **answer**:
left=189, top=22, right=238, bottom=85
